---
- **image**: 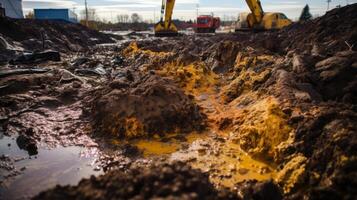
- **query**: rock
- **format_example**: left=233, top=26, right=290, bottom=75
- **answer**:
left=75, top=66, right=107, bottom=76
left=111, top=56, right=124, bottom=65
left=236, top=180, right=283, bottom=200
left=276, top=154, right=307, bottom=193
left=292, top=54, right=306, bottom=73
left=238, top=168, right=249, bottom=175
left=16, top=135, right=38, bottom=156
left=71, top=57, right=90, bottom=67
left=0, top=36, right=8, bottom=50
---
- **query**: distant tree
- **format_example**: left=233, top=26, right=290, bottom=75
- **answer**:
left=25, top=11, right=34, bottom=19
left=299, top=4, right=312, bottom=21
left=131, top=13, right=141, bottom=23
left=123, top=14, right=129, bottom=23
left=117, top=14, right=129, bottom=23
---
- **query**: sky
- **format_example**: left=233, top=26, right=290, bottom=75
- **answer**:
left=22, top=0, right=357, bottom=21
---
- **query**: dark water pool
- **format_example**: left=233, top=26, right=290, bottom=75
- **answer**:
left=0, top=133, right=102, bottom=200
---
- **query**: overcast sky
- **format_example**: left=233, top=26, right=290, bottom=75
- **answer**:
left=22, top=0, right=357, bottom=21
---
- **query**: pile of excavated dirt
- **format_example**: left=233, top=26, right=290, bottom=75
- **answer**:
left=279, top=4, right=357, bottom=54
left=105, top=4, right=357, bottom=199
left=34, top=162, right=238, bottom=200
left=89, top=71, right=206, bottom=139
left=0, top=18, right=116, bottom=53
left=1, top=4, right=356, bottom=200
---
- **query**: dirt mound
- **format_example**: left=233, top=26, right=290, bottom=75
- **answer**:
left=90, top=71, right=206, bottom=139
left=34, top=162, right=237, bottom=200
left=0, top=18, right=116, bottom=52
left=279, top=4, right=357, bottom=54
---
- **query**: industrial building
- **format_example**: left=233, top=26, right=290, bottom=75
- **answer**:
left=0, top=0, right=24, bottom=18
left=34, top=9, right=78, bottom=23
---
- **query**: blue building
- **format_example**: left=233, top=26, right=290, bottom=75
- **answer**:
left=34, top=9, right=78, bottom=23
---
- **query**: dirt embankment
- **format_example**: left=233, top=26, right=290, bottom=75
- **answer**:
left=0, top=18, right=116, bottom=53
left=34, top=162, right=238, bottom=200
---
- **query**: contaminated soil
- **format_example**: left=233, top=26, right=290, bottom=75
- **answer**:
left=0, top=4, right=357, bottom=200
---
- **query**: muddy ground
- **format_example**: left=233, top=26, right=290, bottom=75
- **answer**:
left=1, top=4, right=357, bottom=200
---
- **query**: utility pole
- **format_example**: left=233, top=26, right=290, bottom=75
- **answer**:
left=327, top=0, right=331, bottom=11
left=85, top=0, right=89, bottom=26
left=154, top=8, right=156, bottom=22
left=196, top=4, right=199, bottom=22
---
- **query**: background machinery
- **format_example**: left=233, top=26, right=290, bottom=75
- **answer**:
left=154, top=0, right=178, bottom=36
left=195, top=15, right=220, bottom=33
left=236, top=0, right=292, bottom=31
left=154, top=0, right=292, bottom=36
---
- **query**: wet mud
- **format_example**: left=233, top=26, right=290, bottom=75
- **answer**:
left=0, top=4, right=356, bottom=200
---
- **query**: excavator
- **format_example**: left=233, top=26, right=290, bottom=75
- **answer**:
left=236, top=0, right=292, bottom=31
left=154, top=0, right=292, bottom=36
left=154, top=0, right=178, bottom=37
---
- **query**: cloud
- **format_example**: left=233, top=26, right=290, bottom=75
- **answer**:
left=23, top=0, right=78, bottom=8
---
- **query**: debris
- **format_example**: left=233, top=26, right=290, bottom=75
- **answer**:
left=9, top=51, right=61, bottom=65
left=71, top=57, right=90, bottom=67
left=0, top=68, right=50, bottom=78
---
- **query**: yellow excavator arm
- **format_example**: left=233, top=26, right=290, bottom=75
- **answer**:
left=154, top=0, right=178, bottom=37
left=245, top=0, right=264, bottom=26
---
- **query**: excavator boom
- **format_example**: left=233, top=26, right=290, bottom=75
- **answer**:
left=154, top=0, right=178, bottom=37
left=244, top=0, right=264, bottom=25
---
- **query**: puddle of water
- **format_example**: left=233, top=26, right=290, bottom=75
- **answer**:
left=0, top=134, right=102, bottom=200
left=133, top=133, right=205, bottom=157
left=110, top=132, right=205, bottom=157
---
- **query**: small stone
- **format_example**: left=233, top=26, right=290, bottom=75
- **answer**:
left=238, top=168, right=249, bottom=175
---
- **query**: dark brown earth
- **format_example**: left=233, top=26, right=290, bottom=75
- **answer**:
left=0, top=17, right=116, bottom=52
left=89, top=71, right=206, bottom=139
left=0, top=4, right=356, bottom=200
left=34, top=162, right=238, bottom=200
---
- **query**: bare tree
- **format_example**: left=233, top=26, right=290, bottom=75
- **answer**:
left=131, top=13, right=141, bottom=23
left=116, top=14, right=130, bottom=23
left=123, top=14, right=129, bottom=23
left=25, top=11, right=34, bottom=19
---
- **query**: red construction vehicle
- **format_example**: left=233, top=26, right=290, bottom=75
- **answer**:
left=195, top=15, right=220, bottom=33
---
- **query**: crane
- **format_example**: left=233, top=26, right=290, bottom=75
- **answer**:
left=154, top=0, right=292, bottom=36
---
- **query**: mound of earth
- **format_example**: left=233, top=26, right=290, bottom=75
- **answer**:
left=90, top=71, right=206, bottom=139
left=279, top=3, right=357, bottom=54
left=33, top=162, right=237, bottom=200
left=0, top=17, right=116, bottom=53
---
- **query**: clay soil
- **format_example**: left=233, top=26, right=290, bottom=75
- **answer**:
left=1, top=4, right=357, bottom=200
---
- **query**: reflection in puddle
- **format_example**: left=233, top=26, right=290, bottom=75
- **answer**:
left=132, top=132, right=205, bottom=157
left=0, top=134, right=102, bottom=200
